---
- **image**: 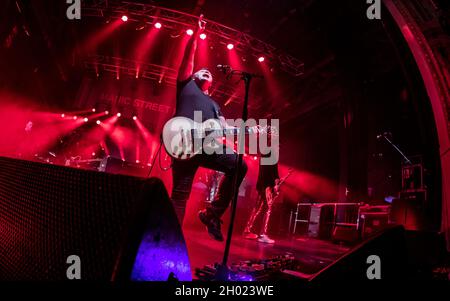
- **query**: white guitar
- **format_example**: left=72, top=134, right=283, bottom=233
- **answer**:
left=162, top=116, right=277, bottom=160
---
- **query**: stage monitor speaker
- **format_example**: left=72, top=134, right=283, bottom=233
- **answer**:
left=0, top=156, right=190, bottom=281
left=308, top=225, right=408, bottom=282
left=99, top=156, right=149, bottom=178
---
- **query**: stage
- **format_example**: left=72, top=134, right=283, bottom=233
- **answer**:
left=183, top=226, right=350, bottom=280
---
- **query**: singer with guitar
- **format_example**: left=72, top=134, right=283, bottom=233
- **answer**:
left=170, top=15, right=248, bottom=242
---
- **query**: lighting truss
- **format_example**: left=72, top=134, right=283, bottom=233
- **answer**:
left=81, top=0, right=305, bottom=77
left=84, top=55, right=264, bottom=110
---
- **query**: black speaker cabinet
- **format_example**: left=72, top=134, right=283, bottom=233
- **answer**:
left=280, top=225, right=408, bottom=282
left=0, top=156, right=190, bottom=281
left=310, top=225, right=408, bottom=282
left=391, top=194, right=428, bottom=231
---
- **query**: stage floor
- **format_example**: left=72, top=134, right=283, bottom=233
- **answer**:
left=183, top=226, right=350, bottom=280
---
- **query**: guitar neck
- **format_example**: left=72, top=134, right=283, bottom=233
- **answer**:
left=214, top=127, right=254, bottom=137
left=278, top=172, right=293, bottom=187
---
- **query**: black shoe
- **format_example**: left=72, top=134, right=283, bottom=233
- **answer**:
left=198, top=210, right=224, bottom=242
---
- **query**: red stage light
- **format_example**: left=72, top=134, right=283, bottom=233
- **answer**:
left=84, top=117, right=89, bottom=122
left=199, top=33, right=207, bottom=40
left=73, top=116, right=78, bottom=120
left=154, top=22, right=162, bottom=29
left=253, top=156, right=258, bottom=161
left=117, top=113, right=121, bottom=117
left=186, top=29, right=194, bottom=36
left=258, top=56, right=265, bottom=62
left=121, top=15, right=128, bottom=22
left=227, top=43, right=234, bottom=50
left=61, top=114, right=65, bottom=118
left=96, top=120, right=101, bottom=125
left=136, top=160, right=140, bottom=164
left=92, top=152, right=96, bottom=157
left=105, top=111, right=109, bottom=115
left=92, top=108, right=96, bottom=113
left=133, top=116, right=137, bottom=121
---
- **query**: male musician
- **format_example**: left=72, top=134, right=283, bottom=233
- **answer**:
left=243, top=153, right=279, bottom=244
left=171, top=15, right=247, bottom=241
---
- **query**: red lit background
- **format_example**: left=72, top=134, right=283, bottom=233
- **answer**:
left=0, top=0, right=445, bottom=234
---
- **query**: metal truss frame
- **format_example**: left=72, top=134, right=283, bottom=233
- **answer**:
left=81, top=0, right=305, bottom=77
left=84, top=55, right=264, bottom=110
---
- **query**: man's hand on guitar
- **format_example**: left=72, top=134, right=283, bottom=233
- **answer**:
left=274, top=179, right=280, bottom=194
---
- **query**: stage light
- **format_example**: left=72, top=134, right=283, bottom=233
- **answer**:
left=117, top=113, right=121, bottom=117
left=133, top=116, right=137, bottom=121
left=96, top=120, right=101, bottom=125
left=154, top=22, right=162, bottom=29
left=84, top=117, right=89, bottom=123
left=258, top=56, right=265, bottom=62
left=227, top=43, right=234, bottom=50
left=61, top=114, right=65, bottom=118
left=136, top=160, right=140, bottom=164
left=92, top=152, right=96, bottom=157
left=121, top=15, right=128, bottom=22
left=253, top=156, right=258, bottom=161
left=186, top=29, right=194, bottom=36
left=92, top=108, right=96, bottom=112
left=147, top=163, right=152, bottom=167
left=105, top=111, right=109, bottom=115
left=199, top=33, right=207, bottom=40
left=73, top=116, right=78, bottom=120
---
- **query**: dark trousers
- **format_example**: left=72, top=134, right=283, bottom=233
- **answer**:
left=171, top=151, right=248, bottom=223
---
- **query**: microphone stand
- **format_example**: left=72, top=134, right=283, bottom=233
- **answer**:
left=214, top=69, right=263, bottom=281
left=379, top=133, right=412, bottom=165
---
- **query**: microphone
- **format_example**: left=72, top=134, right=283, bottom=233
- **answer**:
left=216, top=64, right=232, bottom=74
left=377, top=132, right=392, bottom=139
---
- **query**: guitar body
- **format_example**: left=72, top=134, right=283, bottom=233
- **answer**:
left=162, top=116, right=276, bottom=161
left=162, top=117, right=223, bottom=160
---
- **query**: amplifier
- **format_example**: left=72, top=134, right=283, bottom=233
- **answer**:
left=307, top=204, right=334, bottom=239
left=358, top=205, right=390, bottom=239
left=399, top=190, right=427, bottom=201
